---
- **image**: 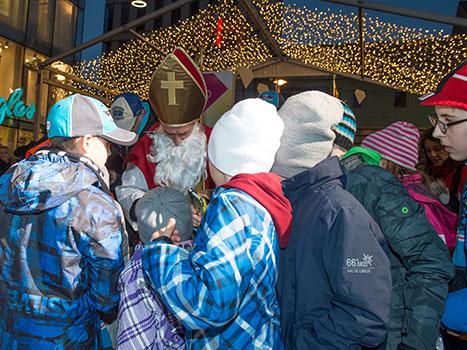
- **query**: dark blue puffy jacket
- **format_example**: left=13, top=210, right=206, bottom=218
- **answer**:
left=277, top=157, right=392, bottom=349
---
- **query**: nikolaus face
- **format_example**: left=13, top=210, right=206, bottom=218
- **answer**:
left=161, top=123, right=195, bottom=146
left=433, top=106, right=467, bottom=162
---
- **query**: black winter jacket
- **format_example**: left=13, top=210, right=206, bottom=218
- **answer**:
left=277, top=157, right=392, bottom=349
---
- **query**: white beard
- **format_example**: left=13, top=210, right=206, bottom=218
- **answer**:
left=147, top=123, right=207, bottom=193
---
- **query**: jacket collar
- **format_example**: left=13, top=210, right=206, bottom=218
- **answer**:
left=282, top=156, right=345, bottom=196
left=35, top=149, right=110, bottom=194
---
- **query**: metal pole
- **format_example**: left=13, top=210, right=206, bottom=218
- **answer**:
left=39, top=0, right=197, bottom=69
left=358, top=7, right=365, bottom=79
left=33, top=69, right=43, bottom=141
left=128, top=29, right=166, bottom=55
left=44, top=66, right=122, bottom=96
left=42, top=78, right=112, bottom=104
left=320, top=0, right=467, bottom=27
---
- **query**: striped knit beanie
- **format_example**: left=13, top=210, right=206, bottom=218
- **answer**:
left=361, top=121, right=420, bottom=171
left=332, top=101, right=357, bottom=151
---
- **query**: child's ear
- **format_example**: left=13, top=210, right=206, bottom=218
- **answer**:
left=79, top=135, right=94, bottom=154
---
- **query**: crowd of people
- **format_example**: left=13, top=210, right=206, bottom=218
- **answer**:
left=0, top=47, right=465, bottom=350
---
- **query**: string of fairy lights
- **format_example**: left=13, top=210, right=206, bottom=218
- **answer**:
left=66, top=0, right=466, bottom=100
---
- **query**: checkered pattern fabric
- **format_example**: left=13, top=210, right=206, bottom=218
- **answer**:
left=116, top=242, right=193, bottom=350
left=142, top=187, right=283, bottom=349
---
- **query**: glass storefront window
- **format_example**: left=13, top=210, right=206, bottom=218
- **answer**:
left=0, top=124, right=20, bottom=152
left=0, top=0, right=29, bottom=31
left=0, top=121, right=35, bottom=159
left=0, top=36, right=24, bottom=99
left=26, top=0, right=54, bottom=49
left=0, top=40, right=51, bottom=154
left=53, top=0, right=77, bottom=51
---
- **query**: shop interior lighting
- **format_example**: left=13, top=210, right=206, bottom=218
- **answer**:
left=55, top=74, right=66, bottom=81
left=3, top=41, right=8, bottom=49
left=273, top=78, right=287, bottom=86
left=131, top=0, right=147, bottom=8
left=51, top=60, right=72, bottom=82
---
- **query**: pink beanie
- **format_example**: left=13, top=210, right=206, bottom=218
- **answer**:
left=361, top=121, right=420, bottom=171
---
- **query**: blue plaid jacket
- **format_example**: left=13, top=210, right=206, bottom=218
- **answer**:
left=142, top=187, right=283, bottom=349
left=0, top=151, right=126, bottom=349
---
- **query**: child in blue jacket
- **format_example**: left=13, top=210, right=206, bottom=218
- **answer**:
left=141, top=99, right=292, bottom=349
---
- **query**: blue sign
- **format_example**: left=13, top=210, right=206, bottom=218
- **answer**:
left=0, top=88, right=36, bottom=125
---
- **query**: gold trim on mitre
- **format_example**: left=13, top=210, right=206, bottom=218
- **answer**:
left=158, top=118, right=200, bottom=128
left=149, top=48, right=207, bottom=127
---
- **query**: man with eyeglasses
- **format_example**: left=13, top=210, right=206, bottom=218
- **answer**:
left=420, top=61, right=467, bottom=345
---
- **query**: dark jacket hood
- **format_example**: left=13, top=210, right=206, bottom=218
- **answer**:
left=222, top=172, right=292, bottom=248
left=282, top=157, right=345, bottom=199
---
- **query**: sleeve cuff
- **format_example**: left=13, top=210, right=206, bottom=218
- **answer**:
left=150, top=235, right=174, bottom=245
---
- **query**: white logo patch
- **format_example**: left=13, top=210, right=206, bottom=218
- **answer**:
left=343, top=254, right=374, bottom=274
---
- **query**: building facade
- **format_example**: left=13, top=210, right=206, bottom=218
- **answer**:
left=103, top=0, right=213, bottom=52
left=0, top=0, right=86, bottom=154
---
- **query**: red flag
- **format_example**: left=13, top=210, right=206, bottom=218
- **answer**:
left=216, top=18, right=223, bottom=47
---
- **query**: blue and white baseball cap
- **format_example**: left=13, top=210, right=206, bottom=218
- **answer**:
left=47, top=94, right=138, bottom=146
left=111, top=92, right=144, bottom=131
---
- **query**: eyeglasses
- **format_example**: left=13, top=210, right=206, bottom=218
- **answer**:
left=427, top=115, right=467, bottom=134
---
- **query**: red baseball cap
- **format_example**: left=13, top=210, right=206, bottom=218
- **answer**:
left=419, top=61, right=467, bottom=111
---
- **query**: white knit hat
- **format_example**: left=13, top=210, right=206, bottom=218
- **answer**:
left=272, top=91, right=344, bottom=178
left=208, top=98, right=284, bottom=176
left=361, top=121, right=420, bottom=171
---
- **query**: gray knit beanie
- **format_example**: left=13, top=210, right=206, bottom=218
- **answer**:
left=135, top=187, right=193, bottom=244
left=272, top=91, right=344, bottom=178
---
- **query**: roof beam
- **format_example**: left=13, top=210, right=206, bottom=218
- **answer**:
left=239, top=0, right=284, bottom=58
left=44, top=66, right=122, bottom=96
left=283, top=58, right=404, bottom=89
left=42, top=78, right=112, bottom=104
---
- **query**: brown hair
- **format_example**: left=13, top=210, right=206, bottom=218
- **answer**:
left=50, top=137, right=80, bottom=153
left=419, top=127, right=439, bottom=171
left=382, top=159, right=410, bottom=178
left=383, top=158, right=433, bottom=188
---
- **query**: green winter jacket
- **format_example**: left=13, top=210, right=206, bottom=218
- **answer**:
left=341, top=152, right=454, bottom=350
